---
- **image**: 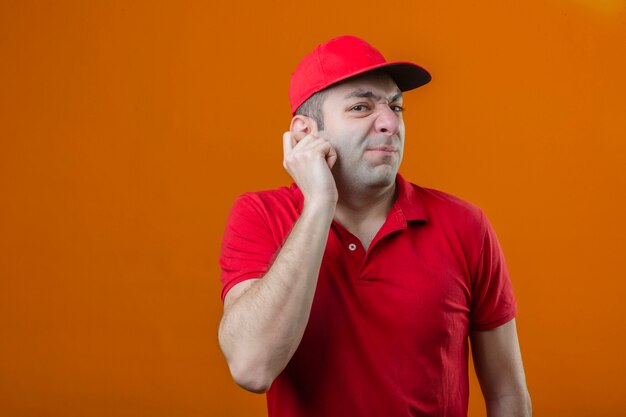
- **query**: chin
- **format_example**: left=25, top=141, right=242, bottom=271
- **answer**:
left=337, top=163, right=398, bottom=191
left=364, top=167, right=397, bottom=188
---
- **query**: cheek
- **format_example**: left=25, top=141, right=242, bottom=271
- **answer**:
left=325, top=131, right=358, bottom=154
left=331, top=141, right=353, bottom=163
left=322, top=120, right=370, bottom=159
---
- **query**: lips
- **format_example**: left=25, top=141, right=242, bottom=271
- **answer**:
left=366, top=145, right=398, bottom=153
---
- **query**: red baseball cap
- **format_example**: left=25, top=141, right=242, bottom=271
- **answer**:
left=289, top=35, right=431, bottom=114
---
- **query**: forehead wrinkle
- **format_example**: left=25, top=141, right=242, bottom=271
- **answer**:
left=343, top=89, right=403, bottom=103
left=344, top=90, right=380, bottom=101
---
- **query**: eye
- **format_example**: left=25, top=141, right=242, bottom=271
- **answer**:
left=350, top=104, right=369, bottom=112
left=390, top=105, right=404, bottom=112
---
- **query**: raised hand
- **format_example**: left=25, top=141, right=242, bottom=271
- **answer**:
left=282, top=131, right=338, bottom=208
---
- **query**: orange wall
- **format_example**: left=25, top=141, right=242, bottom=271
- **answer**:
left=1, top=1, right=625, bottom=416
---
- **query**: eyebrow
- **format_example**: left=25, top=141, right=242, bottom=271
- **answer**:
left=344, top=90, right=403, bottom=102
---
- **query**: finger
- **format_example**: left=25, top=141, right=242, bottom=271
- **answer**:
left=293, top=133, right=325, bottom=152
left=326, top=144, right=338, bottom=170
left=309, top=140, right=338, bottom=170
left=282, top=131, right=294, bottom=155
left=291, top=131, right=308, bottom=147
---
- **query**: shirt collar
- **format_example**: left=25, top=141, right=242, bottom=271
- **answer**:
left=393, top=173, right=429, bottom=223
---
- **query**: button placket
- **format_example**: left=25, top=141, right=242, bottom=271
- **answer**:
left=330, top=221, right=365, bottom=279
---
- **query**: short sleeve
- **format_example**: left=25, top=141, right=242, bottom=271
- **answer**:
left=219, top=193, right=281, bottom=301
left=469, top=211, right=518, bottom=331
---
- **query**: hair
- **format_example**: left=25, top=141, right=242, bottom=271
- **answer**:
left=294, top=90, right=326, bottom=131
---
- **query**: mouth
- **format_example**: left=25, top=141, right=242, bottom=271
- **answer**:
left=365, top=145, right=398, bottom=156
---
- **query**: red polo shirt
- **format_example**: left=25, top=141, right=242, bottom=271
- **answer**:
left=219, top=174, right=517, bottom=417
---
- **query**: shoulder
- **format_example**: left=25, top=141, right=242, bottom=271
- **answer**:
left=229, top=184, right=302, bottom=219
left=406, top=183, right=498, bottom=279
left=225, top=184, right=303, bottom=239
left=239, top=184, right=301, bottom=207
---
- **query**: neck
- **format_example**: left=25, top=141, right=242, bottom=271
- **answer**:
left=334, top=179, right=397, bottom=228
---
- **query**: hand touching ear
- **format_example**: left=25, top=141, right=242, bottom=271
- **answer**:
left=282, top=119, right=338, bottom=207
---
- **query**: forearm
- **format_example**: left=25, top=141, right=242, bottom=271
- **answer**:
left=218, top=201, right=334, bottom=392
left=486, top=390, right=532, bottom=417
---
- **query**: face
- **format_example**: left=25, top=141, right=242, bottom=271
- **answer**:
left=318, top=72, right=405, bottom=191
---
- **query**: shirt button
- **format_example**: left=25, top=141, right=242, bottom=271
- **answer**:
left=348, top=243, right=357, bottom=251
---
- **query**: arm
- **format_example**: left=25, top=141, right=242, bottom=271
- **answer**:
left=470, top=318, right=532, bottom=417
left=218, top=129, right=338, bottom=393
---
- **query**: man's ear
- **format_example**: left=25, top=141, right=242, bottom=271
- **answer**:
left=290, top=115, right=318, bottom=135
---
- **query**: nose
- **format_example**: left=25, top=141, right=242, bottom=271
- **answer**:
left=374, top=105, right=400, bottom=136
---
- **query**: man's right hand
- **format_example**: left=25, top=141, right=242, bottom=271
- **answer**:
left=282, top=131, right=338, bottom=208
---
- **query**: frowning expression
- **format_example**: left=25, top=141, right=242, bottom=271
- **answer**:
left=319, top=72, right=405, bottom=190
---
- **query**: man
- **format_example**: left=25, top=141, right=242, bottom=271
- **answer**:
left=218, top=35, right=531, bottom=417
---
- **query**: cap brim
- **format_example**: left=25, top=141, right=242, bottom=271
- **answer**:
left=379, top=61, right=432, bottom=91
left=320, top=61, right=431, bottom=93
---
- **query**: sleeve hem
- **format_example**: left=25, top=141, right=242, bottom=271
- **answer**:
left=470, top=308, right=517, bottom=332
left=220, top=275, right=262, bottom=302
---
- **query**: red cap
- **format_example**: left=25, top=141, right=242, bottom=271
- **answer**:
left=289, top=35, right=431, bottom=114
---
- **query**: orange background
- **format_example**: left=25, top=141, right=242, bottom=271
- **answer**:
left=1, top=1, right=625, bottom=416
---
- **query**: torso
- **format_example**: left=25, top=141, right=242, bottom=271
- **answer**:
left=220, top=175, right=517, bottom=417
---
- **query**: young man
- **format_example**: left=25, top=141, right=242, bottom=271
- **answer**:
left=218, top=35, right=531, bottom=417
